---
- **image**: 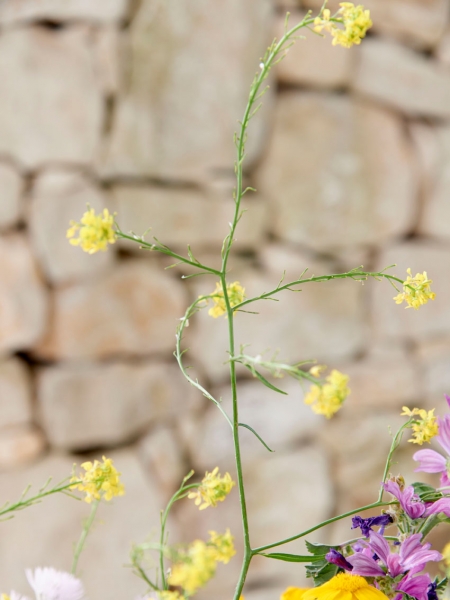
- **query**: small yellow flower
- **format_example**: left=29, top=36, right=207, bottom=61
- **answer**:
left=67, top=206, right=116, bottom=254
left=401, top=407, right=438, bottom=445
left=442, top=542, right=450, bottom=568
left=209, top=529, right=236, bottom=564
left=314, top=2, right=372, bottom=48
left=394, top=268, right=436, bottom=310
left=281, top=589, right=310, bottom=600
left=304, top=369, right=350, bottom=419
left=309, top=364, right=327, bottom=378
left=71, top=456, right=125, bottom=503
left=188, top=467, right=235, bottom=510
left=303, top=574, right=389, bottom=600
left=168, top=539, right=217, bottom=595
left=1, top=595, right=11, bottom=600
left=206, top=281, right=246, bottom=318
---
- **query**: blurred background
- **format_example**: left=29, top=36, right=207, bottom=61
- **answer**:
left=0, top=0, right=450, bottom=597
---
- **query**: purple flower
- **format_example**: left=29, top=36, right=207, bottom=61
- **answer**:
left=325, top=549, right=353, bottom=571
left=423, top=497, right=450, bottom=518
left=427, top=581, right=439, bottom=600
left=396, top=573, right=432, bottom=600
left=351, top=515, right=393, bottom=537
left=26, top=568, right=86, bottom=600
left=348, top=531, right=441, bottom=579
left=414, top=414, right=450, bottom=487
left=383, top=480, right=426, bottom=519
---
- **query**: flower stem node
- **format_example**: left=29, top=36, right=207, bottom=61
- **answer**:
left=394, top=269, right=436, bottom=310
left=206, top=281, right=246, bottom=318
left=304, top=369, right=350, bottom=418
left=66, top=207, right=116, bottom=254
left=314, top=3, right=372, bottom=48
left=188, top=467, right=235, bottom=510
left=71, top=456, right=125, bottom=503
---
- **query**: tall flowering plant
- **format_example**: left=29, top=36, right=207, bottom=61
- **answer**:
left=1, top=3, right=446, bottom=600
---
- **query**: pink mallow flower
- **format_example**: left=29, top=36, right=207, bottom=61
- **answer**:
left=25, top=568, right=86, bottom=600
left=414, top=413, right=450, bottom=487
left=383, top=480, right=426, bottom=519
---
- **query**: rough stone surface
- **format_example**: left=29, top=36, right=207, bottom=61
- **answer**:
left=0, top=358, right=32, bottom=429
left=190, top=259, right=366, bottom=380
left=186, top=379, right=321, bottom=469
left=36, top=261, right=187, bottom=359
left=372, top=243, right=450, bottom=342
left=0, top=162, right=23, bottom=229
left=0, top=27, right=103, bottom=169
left=417, top=125, right=450, bottom=242
left=437, top=30, right=450, bottom=66
left=111, top=184, right=267, bottom=251
left=302, top=0, right=449, bottom=48
left=0, top=450, right=174, bottom=598
left=38, top=362, right=200, bottom=450
left=275, top=12, right=353, bottom=89
left=29, top=170, right=114, bottom=283
left=416, top=338, right=450, bottom=407
left=255, top=93, right=416, bottom=252
left=101, top=0, right=273, bottom=181
left=139, top=425, right=187, bottom=496
left=352, top=38, right=450, bottom=118
left=0, top=234, right=48, bottom=353
left=0, top=425, right=46, bottom=470
left=0, top=0, right=128, bottom=24
left=92, top=26, right=121, bottom=95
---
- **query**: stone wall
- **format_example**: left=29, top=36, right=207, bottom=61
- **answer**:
left=1, top=0, right=450, bottom=598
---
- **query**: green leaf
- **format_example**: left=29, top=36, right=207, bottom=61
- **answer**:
left=239, top=422, right=274, bottom=452
left=305, top=541, right=336, bottom=555
left=306, top=560, right=338, bottom=586
left=412, top=482, right=442, bottom=502
left=245, top=365, right=288, bottom=395
left=261, top=553, right=326, bottom=563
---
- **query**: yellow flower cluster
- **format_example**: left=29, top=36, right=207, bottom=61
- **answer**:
left=169, top=530, right=236, bottom=596
left=208, top=529, right=236, bottom=564
left=401, top=407, right=438, bottom=445
left=443, top=542, right=450, bottom=575
left=188, top=467, right=235, bottom=510
left=67, top=207, right=116, bottom=254
left=1, top=595, right=10, bottom=600
left=304, top=369, right=350, bottom=419
left=207, top=281, right=245, bottom=318
left=281, top=574, right=390, bottom=600
left=394, top=268, right=436, bottom=310
left=158, top=592, right=183, bottom=600
left=314, top=2, right=372, bottom=48
left=71, top=456, right=125, bottom=503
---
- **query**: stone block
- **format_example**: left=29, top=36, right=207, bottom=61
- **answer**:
left=352, top=38, right=450, bottom=118
left=38, top=362, right=200, bottom=450
left=0, top=358, right=32, bottom=429
left=92, top=26, right=121, bottom=95
left=0, top=0, right=128, bottom=24
left=185, top=379, right=322, bottom=469
left=188, top=252, right=366, bottom=381
left=274, top=12, right=353, bottom=89
left=255, top=93, right=416, bottom=252
left=0, top=425, right=46, bottom=470
left=101, top=0, right=273, bottom=181
left=0, top=450, right=175, bottom=598
left=29, top=170, right=114, bottom=283
left=111, top=183, right=267, bottom=252
left=0, top=162, right=23, bottom=229
left=0, top=27, right=103, bottom=169
left=36, top=261, right=187, bottom=360
left=416, top=125, right=450, bottom=242
left=302, top=0, right=449, bottom=49
left=0, top=234, right=48, bottom=353
left=371, top=243, right=450, bottom=343
left=139, top=425, right=187, bottom=496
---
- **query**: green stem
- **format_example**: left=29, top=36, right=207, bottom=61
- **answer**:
left=253, top=501, right=394, bottom=553
left=159, top=482, right=199, bottom=589
left=234, top=271, right=405, bottom=312
left=72, top=499, right=99, bottom=576
left=378, top=420, right=412, bottom=502
left=116, top=231, right=221, bottom=275
left=0, top=480, right=81, bottom=519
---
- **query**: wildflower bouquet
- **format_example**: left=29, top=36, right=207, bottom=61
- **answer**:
left=2, top=3, right=447, bottom=600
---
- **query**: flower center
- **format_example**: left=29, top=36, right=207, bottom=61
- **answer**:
left=326, top=573, right=369, bottom=592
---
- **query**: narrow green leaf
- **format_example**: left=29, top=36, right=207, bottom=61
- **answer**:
left=261, top=552, right=325, bottom=563
left=244, top=366, right=287, bottom=395
left=239, top=423, right=274, bottom=452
